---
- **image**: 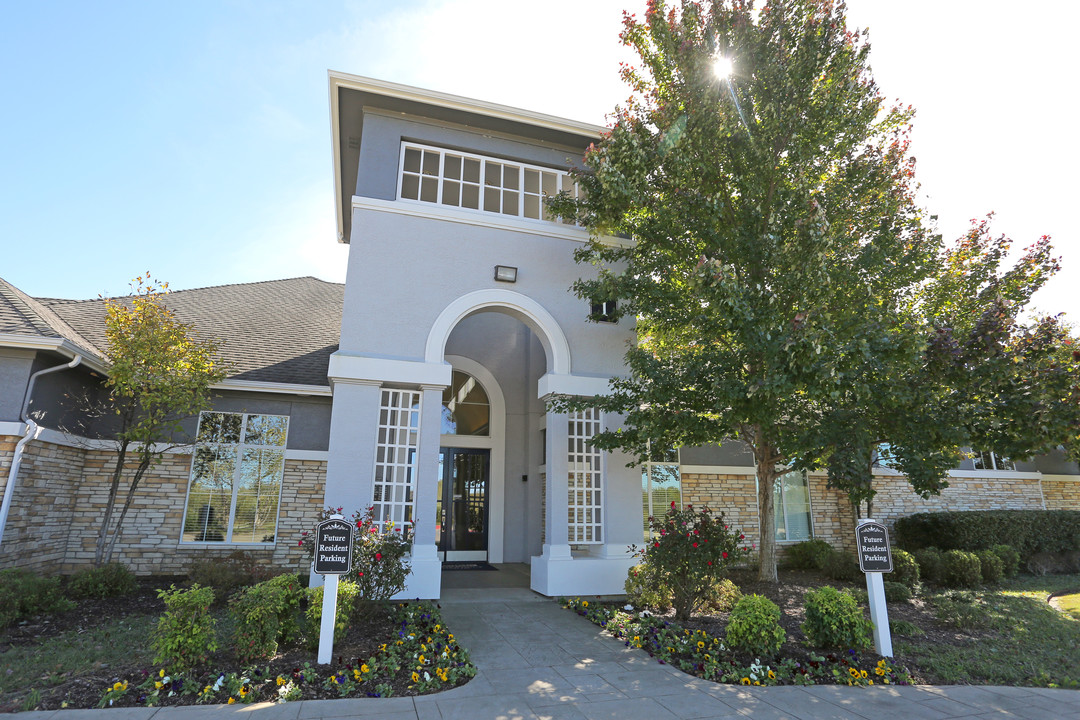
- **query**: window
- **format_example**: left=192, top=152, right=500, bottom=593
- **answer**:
left=182, top=412, right=288, bottom=544
left=641, top=446, right=681, bottom=541
left=590, top=299, right=618, bottom=323
left=373, top=389, right=421, bottom=535
left=972, top=451, right=1015, bottom=472
left=567, top=408, right=603, bottom=544
left=774, top=469, right=813, bottom=543
left=398, top=142, right=581, bottom=225
left=441, top=370, right=489, bottom=436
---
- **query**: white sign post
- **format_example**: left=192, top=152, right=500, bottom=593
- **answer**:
left=313, top=515, right=353, bottom=665
left=856, top=518, right=893, bottom=658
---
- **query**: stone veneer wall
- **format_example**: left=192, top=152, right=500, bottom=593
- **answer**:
left=1040, top=478, right=1080, bottom=511
left=0, top=436, right=326, bottom=576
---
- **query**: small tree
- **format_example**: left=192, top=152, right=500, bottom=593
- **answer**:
left=91, top=274, right=224, bottom=565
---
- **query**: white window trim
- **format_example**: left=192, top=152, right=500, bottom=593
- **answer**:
left=180, top=411, right=289, bottom=546
left=755, top=469, right=815, bottom=545
left=641, top=448, right=682, bottom=541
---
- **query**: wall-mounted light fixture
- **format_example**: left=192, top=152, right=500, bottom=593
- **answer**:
left=494, top=265, right=518, bottom=283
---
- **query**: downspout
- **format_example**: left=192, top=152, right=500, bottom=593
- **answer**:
left=0, top=354, right=83, bottom=550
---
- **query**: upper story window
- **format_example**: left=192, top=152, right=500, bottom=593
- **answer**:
left=398, top=142, right=582, bottom=226
left=590, top=299, right=618, bottom=323
left=972, top=450, right=1015, bottom=472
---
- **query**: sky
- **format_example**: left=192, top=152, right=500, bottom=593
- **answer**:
left=2, top=0, right=1077, bottom=324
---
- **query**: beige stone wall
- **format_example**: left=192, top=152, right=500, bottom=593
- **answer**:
left=1042, top=478, right=1080, bottom=510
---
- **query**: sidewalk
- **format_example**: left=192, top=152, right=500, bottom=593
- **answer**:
left=14, top=565, right=1080, bottom=719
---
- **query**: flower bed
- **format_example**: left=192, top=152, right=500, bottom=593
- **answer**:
left=562, top=598, right=911, bottom=687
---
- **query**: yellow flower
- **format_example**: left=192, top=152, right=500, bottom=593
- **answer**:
left=875, top=668, right=885, bottom=676
left=754, top=681, right=761, bottom=686
left=155, top=681, right=163, bottom=689
left=869, top=680, right=874, bottom=685
left=448, top=634, right=454, bottom=641
left=767, top=670, right=775, bottom=679
left=419, top=655, right=426, bottom=664
left=411, top=672, right=420, bottom=683
left=582, top=601, right=589, bottom=608
left=276, top=676, right=286, bottom=686
left=861, top=670, right=868, bottom=679
left=361, top=664, right=370, bottom=673
left=380, top=643, right=387, bottom=652
left=159, top=669, right=166, bottom=678
left=741, top=678, right=750, bottom=685
left=238, top=687, right=248, bottom=697
left=697, top=641, right=705, bottom=649
left=227, top=698, right=236, bottom=705
left=849, top=667, right=860, bottom=678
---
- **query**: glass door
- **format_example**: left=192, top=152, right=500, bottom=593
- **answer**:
left=436, top=448, right=490, bottom=561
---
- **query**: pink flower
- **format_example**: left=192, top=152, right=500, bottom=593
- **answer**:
left=722, top=551, right=728, bottom=559
left=692, top=542, right=699, bottom=548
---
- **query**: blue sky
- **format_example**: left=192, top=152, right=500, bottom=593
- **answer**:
left=2, top=0, right=1077, bottom=324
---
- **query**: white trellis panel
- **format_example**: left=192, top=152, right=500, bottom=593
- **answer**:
left=567, top=408, right=603, bottom=544
left=372, top=389, right=421, bottom=536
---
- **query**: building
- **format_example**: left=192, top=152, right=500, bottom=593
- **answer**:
left=1, top=74, right=1077, bottom=596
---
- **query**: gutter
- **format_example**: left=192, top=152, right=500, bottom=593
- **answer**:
left=0, top=354, right=83, bottom=551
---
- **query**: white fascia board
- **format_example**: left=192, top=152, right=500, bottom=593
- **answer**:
left=679, top=465, right=756, bottom=476
left=1041, top=473, right=1080, bottom=481
left=0, top=334, right=108, bottom=373
left=328, top=353, right=453, bottom=388
left=947, top=469, right=1042, bottom=480
left=284, top=449, right=329, bottom=462
left=537, top=373, right=613, bottom=399
left=0, top=421, right=27, bottom=436
left=212, top=379, right=332, bottom=397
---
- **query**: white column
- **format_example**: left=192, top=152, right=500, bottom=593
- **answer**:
left=398, top=384, right=443, bottom=599
left=542, top=401, right=571, bottom=559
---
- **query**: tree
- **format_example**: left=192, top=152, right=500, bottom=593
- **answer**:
left=90, top=274, right=225, bottom=565
left=551, top=0, right=946, bottom=582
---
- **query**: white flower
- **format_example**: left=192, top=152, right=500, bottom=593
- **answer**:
left=623, top=604, right=634, bottom=611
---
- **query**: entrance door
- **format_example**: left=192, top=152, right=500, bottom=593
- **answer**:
left=436, top=448, right=490, bottom=561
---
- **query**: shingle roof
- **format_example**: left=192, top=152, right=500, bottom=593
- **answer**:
left=0, top=278, right=105, bottom=356
left=1, top=277, right=343, bottom=387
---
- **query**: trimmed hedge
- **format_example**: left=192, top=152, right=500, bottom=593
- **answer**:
left=894, top=510, right=1080, bottom=558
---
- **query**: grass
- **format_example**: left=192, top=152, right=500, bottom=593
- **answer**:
left=0, top=614, right=157, bottom=701
left=896, top=574, right=1080, bottom=688
left=1057, top=593, right=1080, bottom=621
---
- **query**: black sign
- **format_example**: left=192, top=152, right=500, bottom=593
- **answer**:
left=313, top=518, right=353, bottom=575
left=856, top=521, right=893, bottom=573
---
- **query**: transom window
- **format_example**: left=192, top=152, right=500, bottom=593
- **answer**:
left=398, top=142, right=581, bottom=225
left=441, top=370, right=489, bottom=436
left=182, top=412, right=288, bottom=544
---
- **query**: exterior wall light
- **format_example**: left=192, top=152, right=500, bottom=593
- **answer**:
left=494, top=265, right=518, bottom=283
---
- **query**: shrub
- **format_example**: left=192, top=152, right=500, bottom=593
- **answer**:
left=0, top=569, right=74, bottom=628
left=229, top=573, right=305, bottom=664
left=802, top=586, right=873, bottom=650
left=990, top=544, right=1020, bottom=578
left=886, top=549, right=919, bottom=589
left=151, top=584, right=217, bottom=672
left=823, top=552, right=860, bottom=582
left=882, top=581, right=912, bottom=603
left=624, top=560, right=671, bottom=611
left=913, top=547, right=944, bottom=585
left=784, top=539, right=834, bottom=570
left=894, top=510, right=1080, bottom=558
left=889, top=619, right=925, bottom=637
left=702, top=577, right=743, bottom=613
left=975, top=550, right=1004, bottom=584
left=624, top=503, right=751, bottom=621
left=725, top=594, right=785, bottom=657
left=940, top=550, right=982, bottom=588
left=306, top=580, right=360, bottom=646
left=66, top=563, right=137, bottom=599
left=187, top=551, right=271, bottom=598
left=301, top=507, right=411, bottom=617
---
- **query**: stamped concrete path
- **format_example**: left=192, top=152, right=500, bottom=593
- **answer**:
left=14, top=564, right=1080, bottom=720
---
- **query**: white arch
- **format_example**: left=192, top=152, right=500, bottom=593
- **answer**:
left=425, top=289, right=572, bottom=375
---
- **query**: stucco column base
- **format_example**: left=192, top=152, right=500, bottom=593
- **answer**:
left=530, top=544, right=634, bottom=597
left=392, top=543, right=441, bottom=600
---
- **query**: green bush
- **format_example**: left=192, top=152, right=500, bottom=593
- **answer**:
left=802, top=586, right=873, bottom=650
left=990, top=544, right=1021, bottom=578
left=624, top=560, right=671, bottom=611
left=186, top=551, right=271, bottom=598
left=0, top=569, right=74, bottom=628
left=823, top=552, right=860, bottom=582
left=66, top=563, right=137, bottom=599
left=784, top=539, right=834, bottom=570
left=702, top=577, right=743, bottom=613
left=913, top=547, right=944, bottom=585
left=151, top=584, right=217, bottom=672
left=886, top=549, right=920, bottom=589
left=975, top=550, right=1004, bottom=584
left=940, top=550, right=982, bottom=588
left=882, top=581, right=912, bottom=603
left=725, top=594, right=786, bottom=657
left=894, top=510, right=1080, bottom=558
left=229, top=574, right=305, bottom=664
left=306, top=580, right=360, bottom=646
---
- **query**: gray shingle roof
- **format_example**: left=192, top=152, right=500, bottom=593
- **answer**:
left=1, top=276, right=343, bottom=387
left=0, top=278, right=105, bottom=356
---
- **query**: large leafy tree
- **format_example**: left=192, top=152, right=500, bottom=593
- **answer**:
left=91, top=275, right=225, bottom=565
left=552, top=0, right=948, bottom=582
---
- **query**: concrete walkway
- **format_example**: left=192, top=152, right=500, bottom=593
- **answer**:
left=14, top=565, right=1080, bottom=719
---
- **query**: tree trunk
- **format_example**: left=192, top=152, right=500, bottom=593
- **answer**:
left=95, top=438, right=130, bottom=566
left=103, top=453, right=152, bottom=565
left=754, top=434, right=779, bottom=583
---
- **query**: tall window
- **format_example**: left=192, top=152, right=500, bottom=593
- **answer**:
left=641, top=446, right=680, bottom=541
left=182, top=412, right=288, bottom=544
left=398, top=142, right=581, bottom=225
left=567, top=408, right=603, bottom=544
left=373, top=389, right=421, bottom=535
left=774, top=469, right=813, bottom=542
left=972, top=451, right=1015, bottom=471
left=441, top=370, right=489, bottom=436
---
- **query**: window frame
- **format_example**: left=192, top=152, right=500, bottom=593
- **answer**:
left=757, top=469, right=815, bottom=544
left=641, top=446, right=681, bottom=542
left=589, top=299, right=618, bottom=324
left=180, top=411, right=289, bottom=546
left=972, top=450, right=1016, bottom=472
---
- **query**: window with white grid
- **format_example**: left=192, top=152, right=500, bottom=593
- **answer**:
left=372, top=389, right=421, bottom=536
left=567, top=408, right=603, bottom=544
left=398, top=142, right=581, bottom=225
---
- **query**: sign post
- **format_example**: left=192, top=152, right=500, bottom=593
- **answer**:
left=856, top=518, right=893, bottom=657
left=313, top=515, right=353, bottom=665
